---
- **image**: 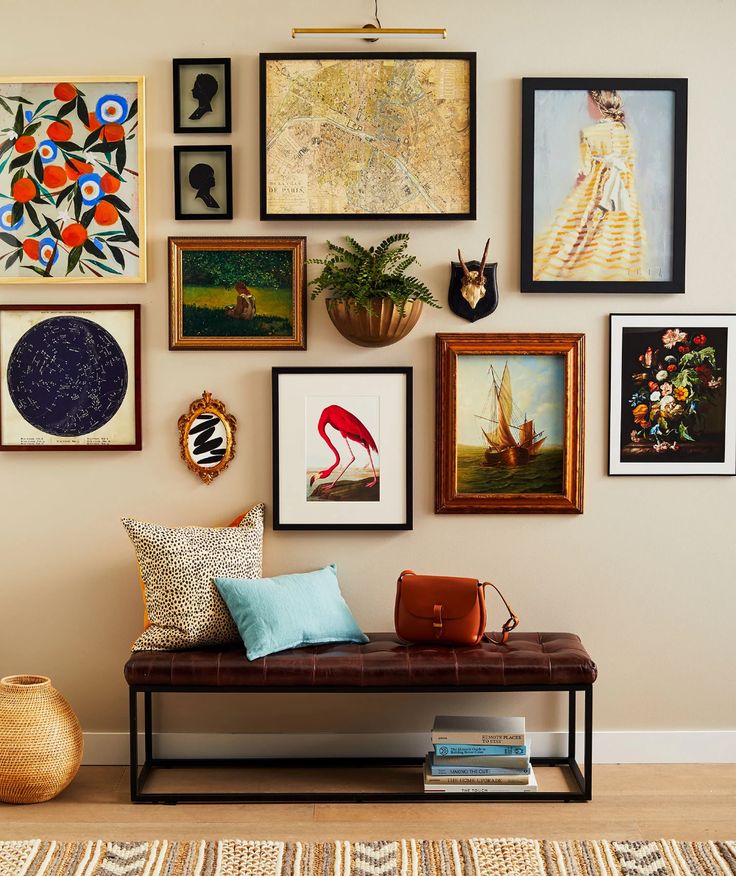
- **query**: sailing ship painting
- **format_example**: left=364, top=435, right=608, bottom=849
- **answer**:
left=479, top=363, right=547, bottom=466
left=456, top=355, right=565, bottom=495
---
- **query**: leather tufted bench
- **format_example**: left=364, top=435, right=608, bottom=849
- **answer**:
left=125, top=632, right=596, bottom=804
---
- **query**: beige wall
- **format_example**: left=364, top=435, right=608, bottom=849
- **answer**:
left=1, top=0, right=735, bottom=740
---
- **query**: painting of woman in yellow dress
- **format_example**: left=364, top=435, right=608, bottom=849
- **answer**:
left=533, top=90, right=647, bottom=282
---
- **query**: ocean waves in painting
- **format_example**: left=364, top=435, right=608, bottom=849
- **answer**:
left=456, top=446, right=564, bottom=495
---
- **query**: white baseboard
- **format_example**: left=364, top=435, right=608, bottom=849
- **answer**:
left=83, top=730, right=736, bottom=766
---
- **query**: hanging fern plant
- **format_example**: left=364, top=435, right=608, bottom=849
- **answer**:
left=308, top=234, right=440, bottom=317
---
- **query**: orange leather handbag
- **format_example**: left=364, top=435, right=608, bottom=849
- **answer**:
left=394, top=569, right=519, bottom=646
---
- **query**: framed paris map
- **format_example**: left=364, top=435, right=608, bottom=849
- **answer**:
left=260, top=53, right=476, bottom=220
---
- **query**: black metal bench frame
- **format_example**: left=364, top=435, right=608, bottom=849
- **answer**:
left=128, top=681, right=593, bottom=804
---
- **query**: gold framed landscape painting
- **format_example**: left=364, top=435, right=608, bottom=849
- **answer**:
left=0, top=76, right=145, bottom=283
left=260, top=53, right=476, bottom=220
left=169, top=236, right=307, bottom=350
left=436, top=333, right=585, bottom=514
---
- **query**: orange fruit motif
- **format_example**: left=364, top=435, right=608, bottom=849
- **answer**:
left=101, top=123, right=125, bottom=142
left=94, top=201, right=118, bottom=226
left=47, top=120, right=73, bottom=143
left=22, top=239, right=40, bottom=260
left=84, top=111, right=102, bottom=132
left=54, top=83, right=77, bottom=102
left=43, top=166, right=67, bottom=189
left=65, top=158, right=93, bottom=180
left=14, top=136, right=36, bottom=154
left=12, top=178, right=37, bottom=203
left=100, top=173, right=120, bottom=194
left=61, top=223, right=87, bottom=247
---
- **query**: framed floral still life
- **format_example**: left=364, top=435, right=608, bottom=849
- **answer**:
left=0, top=76, right=145, bottom=283
left=0, top=304, right=141, bottom=451
left=609, top=314, right=736, bottom=476
left=169, top=236, right=306, bottom=350
left=436, top=334, right=585, bottom=514
left=272, top=367, right=413, bottom=530
left=521, top=78, right=687, bottom=293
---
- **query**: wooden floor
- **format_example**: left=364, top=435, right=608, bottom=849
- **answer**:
left=1, top=765, right=734, bottom=842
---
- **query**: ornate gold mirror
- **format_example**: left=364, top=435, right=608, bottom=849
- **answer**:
left=178, top=391, right=237, bottom=484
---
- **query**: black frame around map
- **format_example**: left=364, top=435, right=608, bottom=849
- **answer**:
left=259, top=52, right=476, bottom=221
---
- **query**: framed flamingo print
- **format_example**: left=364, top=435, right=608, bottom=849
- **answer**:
left=272, top=367, right=413, bottom=530
left=0, top=76, right=145, bottom=283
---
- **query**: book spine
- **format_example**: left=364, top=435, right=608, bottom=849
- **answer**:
left=424, top=773, right=528, bottom=786
left=423, top=785, right=536, bottom=794
left=432, top=733, right=526, bottom=745
left=433, top=744, right=527, bottom=756
left=430, top=766, right=530, bottom=777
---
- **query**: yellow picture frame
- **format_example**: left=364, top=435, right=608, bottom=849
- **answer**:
left=0, top=75, right=146, bottom=284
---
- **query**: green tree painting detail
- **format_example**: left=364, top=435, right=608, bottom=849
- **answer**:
left=0, top=79, right=143, bottom=281
left=182, top=249, right=294, bottom=339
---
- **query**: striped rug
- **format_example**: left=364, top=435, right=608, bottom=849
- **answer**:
left=1, top=839, right=734, bottom=876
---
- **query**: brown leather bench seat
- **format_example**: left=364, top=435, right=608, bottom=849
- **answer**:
left=124, top=631, right=597, bottom=689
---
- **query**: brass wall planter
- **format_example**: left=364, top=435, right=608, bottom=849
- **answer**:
left=326, top=297, right=423, bottom=347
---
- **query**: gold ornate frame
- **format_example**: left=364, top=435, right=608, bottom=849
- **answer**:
left=177, top=391, right=237, bottom=484
left=435, top=333, right=585, bottom=514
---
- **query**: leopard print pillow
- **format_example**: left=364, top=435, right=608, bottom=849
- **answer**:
left=123, top=504, right=264, bottom=651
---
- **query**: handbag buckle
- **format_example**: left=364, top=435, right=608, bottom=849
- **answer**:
left=433, top=603, right=444, bottom=636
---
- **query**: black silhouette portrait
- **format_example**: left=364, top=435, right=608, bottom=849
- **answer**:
left=188, top=163, right=219, bottom=209
left=189, top=72, right=219, bottom=121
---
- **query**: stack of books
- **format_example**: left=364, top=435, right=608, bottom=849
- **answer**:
left=423, top=715, right=537, bottom=794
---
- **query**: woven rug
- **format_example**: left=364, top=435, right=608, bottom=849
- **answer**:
left=1, top=839, right=734, bottom=876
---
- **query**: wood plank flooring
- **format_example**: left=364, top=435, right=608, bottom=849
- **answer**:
left=0, top=765, right=733, bottom=841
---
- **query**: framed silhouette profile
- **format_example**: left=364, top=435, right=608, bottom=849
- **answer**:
left=173, top=58, right=231, bottom=134
left=174, top=145, right=232, bottom=220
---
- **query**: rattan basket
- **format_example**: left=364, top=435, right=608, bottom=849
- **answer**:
left=0, top=675, right=83, bottom=804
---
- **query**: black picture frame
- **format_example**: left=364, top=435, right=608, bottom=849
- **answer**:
left=172, top=58, right=232, bottom=134
left=272, top=367, right=413, bottom=530
left=521, top=77, right=688, bottom=294
left=259, top=52, right=476, bottom=221
left=174, top=145, right=233, bottom=220
left=608, top=313, right=736, bottom=476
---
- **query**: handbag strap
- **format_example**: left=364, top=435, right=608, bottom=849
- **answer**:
left=481, top=581, right=519, bottom=645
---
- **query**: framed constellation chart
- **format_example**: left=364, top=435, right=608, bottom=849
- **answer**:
left=0, top=304, right=141, bottom=451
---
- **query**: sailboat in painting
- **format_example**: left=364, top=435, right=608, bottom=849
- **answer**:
left=476, top=363, right=546, bottom=467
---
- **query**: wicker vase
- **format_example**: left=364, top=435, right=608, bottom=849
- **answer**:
left=0, top=675, right=83, bottom=804
left=326, top=297, right=423, bottom=347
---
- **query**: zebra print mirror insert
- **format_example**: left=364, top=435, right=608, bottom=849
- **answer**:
left=178, top=390, right=237, bottom=484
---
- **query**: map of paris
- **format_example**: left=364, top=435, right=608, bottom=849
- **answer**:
left=262, top=55, right=474, bottom=217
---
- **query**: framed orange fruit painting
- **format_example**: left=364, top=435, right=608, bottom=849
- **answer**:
left=0, top=77, right=145, bottom=283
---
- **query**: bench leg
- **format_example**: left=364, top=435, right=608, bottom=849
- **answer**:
left=584, top=683, right=593, bottom=800
left=144, top=691, right=153, bottom=764
left=568, top=689, right=577, bottom=763
left=129, top=687, right=139, bottom=801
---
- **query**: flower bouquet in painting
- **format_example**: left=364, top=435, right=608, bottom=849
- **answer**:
left=623, top=327, right=727, bottom=461
left=0, top=78, right=144, bottom=282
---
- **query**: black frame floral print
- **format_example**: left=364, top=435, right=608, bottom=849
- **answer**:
left=609, top=314, right=736, bottom=475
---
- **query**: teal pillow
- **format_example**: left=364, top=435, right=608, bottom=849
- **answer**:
left=213, top=564, right=368, bottom=661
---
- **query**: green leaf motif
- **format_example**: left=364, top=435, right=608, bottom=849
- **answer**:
left=10, top=201, right=23, bottom=226
left=76, top=95, right=89, bottom=127
left=0, top=96, right=11, bottom=114
left=6, top=248, right=21, bottom=269
left=678, top=422, right=695, bottom=442
left=24, top=201, right=42, bottom=229
left=13, top=104, right=23, bottom=135
left=46, top=216, right=62, bottom=240
left=127, top=98, right=138, bottom=122
left=108, top=244, right=125, bottom=269
left=9, top=152, right=33, bottom=171
left=0, top=231, right=21, bottom=247
left=118, top=212, right=139, bottom=247
left=115, top=141, right=126, bottom=174
left=87, top=258, right=121, bottom=274
left=23, top=122, right=41, bottom=137
left=103, top=194, right=130, bottom=213
left=66, top=245, right=83, bottom=275
left=58, top=100, right=76, bottom=119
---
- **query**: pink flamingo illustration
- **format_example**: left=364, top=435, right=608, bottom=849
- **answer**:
left=309, top=404, right=379, bottom=493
